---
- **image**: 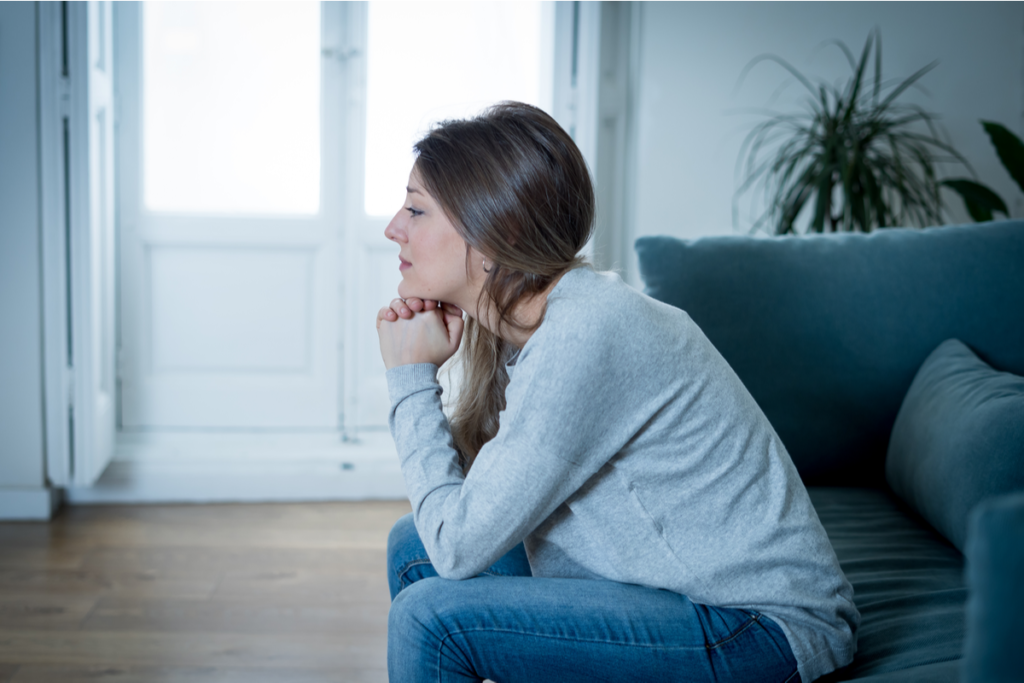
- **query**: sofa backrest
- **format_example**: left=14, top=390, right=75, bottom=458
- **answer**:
left=635, top=221, right=1024, bottom=486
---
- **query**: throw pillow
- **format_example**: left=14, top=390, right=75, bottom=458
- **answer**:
left=886, top=338, right=1024, bottom=552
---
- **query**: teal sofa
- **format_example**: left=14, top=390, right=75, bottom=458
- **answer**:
left=635, top=221, right=1024, bottom=682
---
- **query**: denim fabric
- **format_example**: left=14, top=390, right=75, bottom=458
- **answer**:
left=387, top=514, right=800, bottom=683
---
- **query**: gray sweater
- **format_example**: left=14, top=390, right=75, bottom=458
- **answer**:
left=386, top=266, right=859, bottom=683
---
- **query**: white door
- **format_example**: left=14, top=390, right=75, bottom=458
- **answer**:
left=60, top=0, right=118, bottom=485
left=118, top=3, right=344, bottom=429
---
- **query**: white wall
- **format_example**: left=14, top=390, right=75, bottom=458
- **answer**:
left=630, top=2, right=1024, bottom=257
left=0, top=2, right=54, bottom=518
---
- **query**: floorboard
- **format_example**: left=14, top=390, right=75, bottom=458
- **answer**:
left=0, top=500, right=411, bottom=683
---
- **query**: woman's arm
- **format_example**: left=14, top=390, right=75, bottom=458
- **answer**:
left=384, top=312, right=638, bottom=579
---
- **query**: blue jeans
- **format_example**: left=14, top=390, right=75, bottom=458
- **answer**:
left=387, top=514, right=800, bottom=683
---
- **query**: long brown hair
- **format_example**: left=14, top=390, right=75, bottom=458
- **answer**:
left=413, top=102, right=595, bottom=470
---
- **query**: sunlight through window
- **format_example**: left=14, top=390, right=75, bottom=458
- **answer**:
left=143, top=2, right=321, bottom=215
left=364, top=2, right=553, bottom=216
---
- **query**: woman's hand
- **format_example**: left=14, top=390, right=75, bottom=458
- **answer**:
left=376, top=297, right=465, bottom=370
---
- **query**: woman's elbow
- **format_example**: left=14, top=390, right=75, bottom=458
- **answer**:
left=427, top=538, right=490, bottom=580
left=431, top=553, right=482, bottom=581
left=435, top=566, right=476, bottom=581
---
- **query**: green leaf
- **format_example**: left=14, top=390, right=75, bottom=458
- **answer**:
left=863, top=163, right=888, bottom=227
left=734, top=29, right=970, bottom=233
left=940, top=178, right=1008, bottom=222
left=810, top=166, right=832, bottom=232
left=736, top=54, right=818, bottom=99
left=982, top=120, right=1024, bottom=194
left=873, top=27, right=882, bottom=105
left=878, top=61, right=938, bottom=111
left=844, top=34, right=873, bottom=121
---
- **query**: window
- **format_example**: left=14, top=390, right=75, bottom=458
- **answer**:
left=363, top=2, right=553, bottom=215
left=142, top=2, right=321, bottom=215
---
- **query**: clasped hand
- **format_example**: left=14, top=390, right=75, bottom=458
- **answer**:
left=376, top=297, right=465, bottom=370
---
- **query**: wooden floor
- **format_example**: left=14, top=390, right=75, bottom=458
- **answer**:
left=0, top=500, right=412, bottom=683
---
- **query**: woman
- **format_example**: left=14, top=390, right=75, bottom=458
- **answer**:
left=375, top=102, right=858, bottom=683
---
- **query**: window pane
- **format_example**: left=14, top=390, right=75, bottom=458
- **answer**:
left=143, top=2, right=320, bottom=215
left=364, top=2, right=551, bottom=216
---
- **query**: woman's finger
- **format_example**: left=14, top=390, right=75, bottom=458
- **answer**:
left=422, top=299, right=438, bottom=311
left=390, top=297, right=413, bottom=319
left=445, top=314, right=465, bottom=351
left=376, top=305, right=398, bottom=329
left=442, top=302, right=464, bottom=317
left=441, top=310, right=462, bottom=328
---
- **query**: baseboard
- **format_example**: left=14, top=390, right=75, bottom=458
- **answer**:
left=0, top=486, right=62, bottom=520
left=65, top=430, right=409, bottom=504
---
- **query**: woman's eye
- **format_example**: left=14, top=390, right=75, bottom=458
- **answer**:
left=406, top=207, right=423, bottom=217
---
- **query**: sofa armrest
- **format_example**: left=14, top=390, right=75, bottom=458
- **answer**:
left=963, top=491, right=1024, bottom=683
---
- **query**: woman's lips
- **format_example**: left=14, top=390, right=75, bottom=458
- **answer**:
left=399, top=257, right=411, bottom=271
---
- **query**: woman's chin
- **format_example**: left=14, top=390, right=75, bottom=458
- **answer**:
left=397, top=282, right=422, bottom=301
left=397, top=278, right=441, bottom=303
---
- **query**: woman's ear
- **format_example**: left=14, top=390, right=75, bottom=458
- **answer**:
left=466, top=245, right=490, bottom=278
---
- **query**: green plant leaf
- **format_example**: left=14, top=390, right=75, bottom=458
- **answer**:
left=733, top=29, right=971, bottom=234
left=981, top=120, right=1024, bottom=194
left=736, top=54, right=818, bottom=98
left=843, top=34, right=873, bottom=123
left=877, top=61, right=938, bottom=111
left=940, top=178, right=1008, bottom=222
left=863, top=163, right=888, bottom=226
left=873, top=28, right=882, bottom=106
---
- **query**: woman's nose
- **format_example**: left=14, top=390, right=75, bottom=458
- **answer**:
left=384, top=211, right=407, bottom=243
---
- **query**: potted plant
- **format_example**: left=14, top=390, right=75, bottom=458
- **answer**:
left=734, top=29, right=986, bottom=235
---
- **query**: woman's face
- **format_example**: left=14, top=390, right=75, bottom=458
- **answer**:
left=384, top=166, right=482, bottom=308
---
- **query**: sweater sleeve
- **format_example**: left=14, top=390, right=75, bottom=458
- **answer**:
left=386, top=328, right=638, bottom=579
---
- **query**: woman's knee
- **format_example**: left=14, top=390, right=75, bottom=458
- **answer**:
left=388, top=578, right=455, bottom=652
left=388, top=578, right=478, bottom=649
left=388, top=578, right=477, bottom=680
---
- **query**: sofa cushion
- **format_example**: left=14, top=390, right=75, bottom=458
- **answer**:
left=635, top=221, right=1024, bottom=485
left=808, top=487, right=966, bottom=682
left=886, top=339, right=1024, bottom=552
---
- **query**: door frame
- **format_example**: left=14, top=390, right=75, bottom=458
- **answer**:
left=39, top=0, right=118, bottom=489
left=39, top=1, right=72, bottom=487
